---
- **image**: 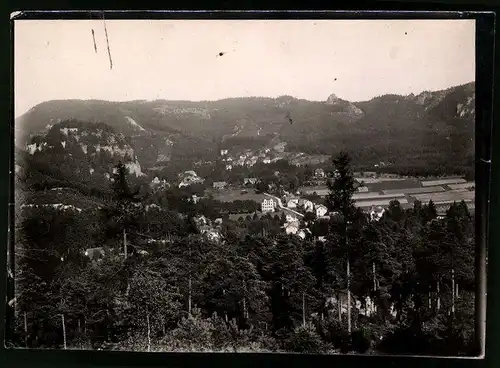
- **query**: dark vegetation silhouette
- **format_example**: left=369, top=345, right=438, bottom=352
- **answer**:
left=10, top=149, right=475, bottom=355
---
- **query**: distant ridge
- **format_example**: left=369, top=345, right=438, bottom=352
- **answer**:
left=16, top=82, right=474, bottom=173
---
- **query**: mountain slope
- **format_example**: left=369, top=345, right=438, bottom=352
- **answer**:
left=15, top=82, right=475, bottom=170
left=17, top=120, right=146, bottom=195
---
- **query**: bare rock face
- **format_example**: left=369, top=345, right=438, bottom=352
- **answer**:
left=325, top=93, right=340, bottom=105
left=22, top=120, right=145, bottom=187
left=345, top=103, right=364, bottom=118
left=325, top=93, right=364, bottom=119
left=456, top=93, right=475, bottom=119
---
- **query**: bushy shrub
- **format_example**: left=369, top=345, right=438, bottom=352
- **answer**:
left=316, top=317, right=342, bottom=344
left=69, top=335, right=93, bottom=350
left=337, top=330, right=352, bottom=354
left=114, top=333, right=149, bottom=351
left=284, top=324, right=329, bottom=354
left=169, top=309, right=215, bottom=351
left=254, top=334, right=280, bottom=352
left=314, top=316, right=351, bottom=353
left=377, top=324, right=433, bottom=355
left=351, top=328, right=372, bottom=354
left=209, top=313, right=233, bottom=351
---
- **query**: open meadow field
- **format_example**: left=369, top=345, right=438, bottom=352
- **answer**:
left=411, top=190, right=475, bottom=204
left=362, top=179, right=422, bottom=192
left=353, top=192, right=406, bottom=200
left=421, top=178, right=467, bottom=187
left=448, top=182, right=475, bottom=190
left=210, top=189, right=266, bottom=203
left=382, top=186, right=446, bottom=195
left=355, top=197, right=410, bottom=208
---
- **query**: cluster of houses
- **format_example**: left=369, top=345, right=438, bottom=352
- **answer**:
left=193, top=215, right=223, bottom=242
left=165, top=168, right=262, bottom=191
left=212, top=177, right=258, bottom=191
left=256, top=172, right=388, bottom=240
left=220, top=149, right=262, bottom=170
left=283, top=213, right=310, bottom=239
left=258, top=196, right=326, bottom=239
left=285, top=197, right=329, bottom=218
left=314, top=168, right=326, bottom=178
left=213, top=181, right=228, bottom=190
left=219, top=147, right=292, bottom=170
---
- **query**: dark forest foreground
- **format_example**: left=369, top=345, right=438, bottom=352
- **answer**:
left=7, top=152, right=476, bottom=356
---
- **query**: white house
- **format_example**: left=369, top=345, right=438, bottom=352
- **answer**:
left=201, top=228, right=222, bottom=242
left=286, top=214, right=298, bottom=223
left=261, top=198, right=276, bottom=213
left=287, top=198, right=299, bottom=208
left=244, top=177, right=258, bottom=185
left=369, top=206, right=386, bottom=221
left=194, top=215, right=209, bottom=227
left=315, top=168, right=325, bottom=178
left=84, top=247, right=105, bottom=261
left=285, top=222, right=299, bottom=235
left=145, top=204, right=161, bottom=211
left=300, top=199, right=314, bottom=212
left=315, top=204, right=328, bottom=218
left=213, top=181, right=228, bottom=190
left=178, top=170, right=204, bottom=188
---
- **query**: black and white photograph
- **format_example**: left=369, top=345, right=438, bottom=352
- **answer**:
left=8, top=17, right=479, bottom=356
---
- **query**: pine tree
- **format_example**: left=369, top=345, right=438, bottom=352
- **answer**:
left=102, top=162, right=141, bottom=258
left=325, top=151, right=358, bottom=334
left=422, top=200, right=438, bottom=224
left=259, top=235, right=315, bottom=332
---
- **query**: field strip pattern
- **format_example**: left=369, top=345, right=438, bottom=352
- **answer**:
left=353, top=192, right=406, bottom=200
left=356, top=198, right=409, bottom=207
left=421, top=178, right=467, bottom=187
left=412, top=191, right=475, bottom=203
left=357, top=178, right=413, bottom=184
left=447, top=182, right=475, bottom=190
left=382, top=186, right=445, bottom=195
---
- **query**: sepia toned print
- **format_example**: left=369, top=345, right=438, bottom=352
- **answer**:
left=9, top=18, right=477, bottom=355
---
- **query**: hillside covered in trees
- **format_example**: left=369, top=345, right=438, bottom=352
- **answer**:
left=15, top=82, right=475, bottom=174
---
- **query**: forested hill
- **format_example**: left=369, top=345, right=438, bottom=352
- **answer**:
left=15, top=120, right=145, bottom=197
left=15, top=82, right=475, bottom=171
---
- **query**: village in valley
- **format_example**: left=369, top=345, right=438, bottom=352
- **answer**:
left=142, top=146, right=475, bottom=247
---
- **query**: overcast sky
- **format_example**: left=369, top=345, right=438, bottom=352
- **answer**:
left=14, top=19, right=475, bottom=117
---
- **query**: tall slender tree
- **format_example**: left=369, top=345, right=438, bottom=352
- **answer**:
left=325, top=151, right=358, bottom=333
left=102, top=162, right=141, bottom=257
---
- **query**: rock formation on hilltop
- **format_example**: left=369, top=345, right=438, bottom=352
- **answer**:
left=325, top=93, right=364, bottom=118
